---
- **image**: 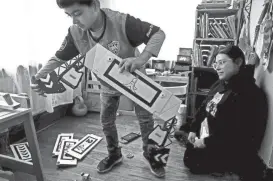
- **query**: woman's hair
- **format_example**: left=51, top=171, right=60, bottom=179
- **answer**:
left=218, top=45, right=245, bottom=67
left=56, top=0, right=94, bottom=8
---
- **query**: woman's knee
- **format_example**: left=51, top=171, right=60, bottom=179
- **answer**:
left=183, top=146, right=197, bottom=169
left=183, top=154, right=191, bottom=169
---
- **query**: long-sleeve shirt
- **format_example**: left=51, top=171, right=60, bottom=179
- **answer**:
left=35, top=11, right=165, bottom=79
left=190, top=65, right=267, bottom=154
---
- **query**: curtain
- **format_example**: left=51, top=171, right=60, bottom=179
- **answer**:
left=0, top=1, right=82, bottom=114
left=0, top=0, right=112, bottom=152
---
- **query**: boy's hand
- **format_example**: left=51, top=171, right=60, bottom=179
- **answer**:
left=118, top=57, right=146, bottom=73
left=119, top=51, right=152, bottom=73
left=30, top=76, right=47, bottom=97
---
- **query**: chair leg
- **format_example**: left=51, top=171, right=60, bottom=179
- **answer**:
left=23, top=113, right=44, bottom=181
left=0, top=170, right=15, bottom=181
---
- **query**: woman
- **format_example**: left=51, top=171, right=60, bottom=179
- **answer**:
left=183, top=45, right=268, bottom=181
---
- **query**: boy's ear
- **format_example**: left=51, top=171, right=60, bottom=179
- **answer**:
left=234, top=57, right=243, bottom=67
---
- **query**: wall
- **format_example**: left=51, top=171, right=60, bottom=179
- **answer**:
left=0, top=0, right=110, bottom=73
left=0, top=1, right=29, bottom=72
left=110, top=0, right=201, bottom=60
left=100, top=0, right=112, bottom=8
left=249, top=0, right=273, bottom=166
left=0, top=1, right=71, bottom=73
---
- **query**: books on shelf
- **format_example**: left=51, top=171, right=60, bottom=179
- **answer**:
left=197, top=13, right=236, bottom=39
left=193, top=6, right=239, bottom=67
left=207, top=45, right=218, bottom=66
left=201, top=0, right=231, bottom=3
left=193, top=43, right=233, bottom=67
left=198, top=88, right=210, bottom=93
left=198, top=0, right=232, bottom=9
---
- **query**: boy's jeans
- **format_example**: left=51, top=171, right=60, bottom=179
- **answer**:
left=100, top=93, right=154, bottom=156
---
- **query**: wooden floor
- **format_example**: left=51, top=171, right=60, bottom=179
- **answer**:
left=13, top=112, right=240, bottom=181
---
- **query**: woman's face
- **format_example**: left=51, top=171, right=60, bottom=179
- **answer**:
left=214, top=53, right=240, bottom=81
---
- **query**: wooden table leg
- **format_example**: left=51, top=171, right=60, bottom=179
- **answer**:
left=23, top=113, right=44, bottom=181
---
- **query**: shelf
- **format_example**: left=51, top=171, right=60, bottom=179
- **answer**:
left=186, top=115, right=194, bottom=120
left=189, top=91, right=209, bottom=96
left=192, top=66, right=216, bottom=74
left=176, top=61, right=192, bottom=66
left=195, top=38, right=236, bottom=42
left=197, top=8, right=238, bottom=15
left=187, top=5, right=240, bottom=119
left=197, top=4, right=231, bottom=9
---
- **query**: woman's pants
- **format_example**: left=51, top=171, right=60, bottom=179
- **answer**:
left=183, top=143, right=266, bottom=180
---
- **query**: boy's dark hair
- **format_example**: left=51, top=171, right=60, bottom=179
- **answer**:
left=218, top=45, right=246, bottom=67
left=56, top=0, right=94, bottom=8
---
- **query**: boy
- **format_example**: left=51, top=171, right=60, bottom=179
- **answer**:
left=31, top=0, right=166, bottom=177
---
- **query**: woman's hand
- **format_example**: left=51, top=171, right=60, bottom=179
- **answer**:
left=193, top=138, right=206, bottom=149
left=188, top=132, right=197, bottom=144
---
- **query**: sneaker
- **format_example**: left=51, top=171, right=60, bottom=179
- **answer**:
left=97, top=154, right=123, bottom=173
left=143, top=152, right=165, bottom=178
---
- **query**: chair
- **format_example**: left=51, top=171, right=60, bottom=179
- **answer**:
left=0, top=93, right=44, bottom=181
left=0, top=170, right=14, bottom=181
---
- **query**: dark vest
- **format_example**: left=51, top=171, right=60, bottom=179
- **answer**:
left=70, top=9, right=140, bottom=95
